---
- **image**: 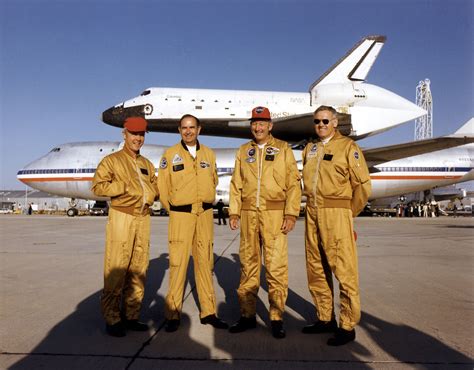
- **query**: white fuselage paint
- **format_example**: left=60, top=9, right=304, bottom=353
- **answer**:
left=17, top=142, right=474, bottom=205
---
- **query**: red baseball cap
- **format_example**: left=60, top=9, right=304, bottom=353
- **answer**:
left=250, top=106, right=272, bottom=121
left=124, top=117, right=148, bottom=132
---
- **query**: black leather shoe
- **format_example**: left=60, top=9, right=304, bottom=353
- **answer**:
left=270, top=320, right=286, bottom=339
left=229, top=316, right=257, bottom=333
left=327, top=328, right=356, bottom=346
left=124, top=319, right=149, bottom=331
left=105, top=321, right=126, bottom=337
left=165, top=319, right=180, bottom=333
left=200, top=314, right=229, bottom=329
left=302, top=319, right=338, bottom=334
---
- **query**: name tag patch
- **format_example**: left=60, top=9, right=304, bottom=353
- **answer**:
left=323, top=154, right=333, bottom=161
left=265, top=155, right=274, bottom=161
left=173, top=164, right=184, bottom=172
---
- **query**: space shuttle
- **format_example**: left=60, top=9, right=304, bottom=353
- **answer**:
left=102, top=35, right=426, bottom=142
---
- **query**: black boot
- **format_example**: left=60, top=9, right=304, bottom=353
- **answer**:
left=165, top=319, right=180, bottom=333
left=200, top=314, right=228, bottom=329
left=327, top=328, right=356, bottom=346
left=105, top=321, right=126, bottom=337
left=270, top=320, right=286, bottom=339
left=229, top=316, right=257, bottom=333
left=124, top=319, right=149, bottom=331
left=302, top=319, right=338, bottom=334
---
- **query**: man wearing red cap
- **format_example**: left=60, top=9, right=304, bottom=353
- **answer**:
left=92, top=116, right=159, bottom=337
left=301, top=106, right=371, bottom=346
left=228, top=106, right=301, bottom=339
left=158, top=114, right=228, bottom=332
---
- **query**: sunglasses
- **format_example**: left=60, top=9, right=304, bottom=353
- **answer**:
left=313, top=119, right=333, bottom=125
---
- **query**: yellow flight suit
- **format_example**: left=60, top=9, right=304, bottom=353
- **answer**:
left=158, top=140, right=219, bottom=320
left=229, top=135, right=301, bottom=320
left=302, top=130, right=371, bottom=330
left=92, top=147, right=159, bottom=325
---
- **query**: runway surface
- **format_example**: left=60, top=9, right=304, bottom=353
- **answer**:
left=1, top=215, right=473, bottom=369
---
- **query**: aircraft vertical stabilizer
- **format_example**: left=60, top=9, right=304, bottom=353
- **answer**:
left=309, top=35, right=386, bottom=89
left=454, top=118, right=474, bottom=135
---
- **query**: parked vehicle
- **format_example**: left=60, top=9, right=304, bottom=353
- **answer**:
left=89, top=201, right=109, bottom=216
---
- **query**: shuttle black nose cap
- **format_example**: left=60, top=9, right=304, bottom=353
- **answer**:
left=102, top=106, right=124, bottom=128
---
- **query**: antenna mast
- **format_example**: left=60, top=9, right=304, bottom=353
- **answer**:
left=414, top=79, right=433, bottom=140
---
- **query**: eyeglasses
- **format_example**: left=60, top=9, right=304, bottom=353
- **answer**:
left=313, top=119, right=333, bottom=125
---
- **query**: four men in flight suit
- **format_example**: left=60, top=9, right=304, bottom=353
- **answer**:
left=228, top=106, right=301, bottom=339
left=157, top=114, right=228, bottom=332
left=301, top=105, right=371, bottom=346
left=95, top=105, right=370, bottom=346
left=92, top=116, right=159, bottom=337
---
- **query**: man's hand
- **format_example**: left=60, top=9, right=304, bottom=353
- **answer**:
left=229, top=215, right=240, bottom=230
left=281, top=215, right=296, bottom=234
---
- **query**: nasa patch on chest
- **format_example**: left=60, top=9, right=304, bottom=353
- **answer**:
left=172, top=154, right=183, bottom=164
left=200, top=160, right=211, bottom=168
left=266, top=146, right=280, bottom=155
left=306, top=144, right=318, bottom=159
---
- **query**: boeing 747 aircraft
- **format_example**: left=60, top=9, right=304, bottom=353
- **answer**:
left=102, top=35, right=425, bottom=142
left=17, top=120, right=473, bottom=215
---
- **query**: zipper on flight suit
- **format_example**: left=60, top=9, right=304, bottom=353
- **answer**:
left=311, top=144, right=325, bottom=208
left=256, top=145, right=264, bottom=209
left=135, top=159, right=146, bottom=215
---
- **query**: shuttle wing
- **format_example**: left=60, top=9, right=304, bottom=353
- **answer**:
left=364, top=135, right=474, bottom=167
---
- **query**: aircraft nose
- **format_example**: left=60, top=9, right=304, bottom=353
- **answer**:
left=102, top=104, right=147, bottom=128
left=102, top=105, right=125, bottom=128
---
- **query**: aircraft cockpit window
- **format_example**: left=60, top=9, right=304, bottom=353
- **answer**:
left=140, top=90, right=151, bottom=96
left=50, top=147, right=60, bottom=152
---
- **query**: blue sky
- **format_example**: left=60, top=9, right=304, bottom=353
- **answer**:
left=1, top=0, right=472, bottom=189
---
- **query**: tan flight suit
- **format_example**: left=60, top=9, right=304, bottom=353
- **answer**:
left=302, top=130, right=371, bottom=330
left=229, top=135, right=301, bottom=321
left=92, top=147, right=158, bottom=325
left=158, top=140, right=218, bottom=320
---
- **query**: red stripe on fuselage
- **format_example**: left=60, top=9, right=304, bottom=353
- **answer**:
left=18, top=177, right=94, bottom=183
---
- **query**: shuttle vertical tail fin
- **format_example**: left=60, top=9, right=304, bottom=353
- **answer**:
left=309, top=35, right=386, bottom=91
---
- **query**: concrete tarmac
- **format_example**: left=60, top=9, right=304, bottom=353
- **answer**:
left=0, top=215, right=473, bottom=369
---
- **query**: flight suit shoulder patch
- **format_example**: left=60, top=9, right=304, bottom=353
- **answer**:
left=160, top=158, right=168, bottom=169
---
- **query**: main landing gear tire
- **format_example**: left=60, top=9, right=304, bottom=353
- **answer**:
left=67, top=208, right=78, bottom=217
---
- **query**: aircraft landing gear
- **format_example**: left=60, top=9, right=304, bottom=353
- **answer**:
left=67, top=208, right=78, bottom=217
left=67, top=198, right=78, bottom=217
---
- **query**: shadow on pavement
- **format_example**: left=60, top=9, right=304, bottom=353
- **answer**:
left=360, top=312, right=472, bottom=368
left=10, top=255, right=169, bottom=369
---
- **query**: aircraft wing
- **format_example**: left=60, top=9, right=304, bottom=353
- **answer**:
left=364, top=134, right=474, bottom=167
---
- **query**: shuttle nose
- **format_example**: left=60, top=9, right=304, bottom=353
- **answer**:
left=102, top=104, right=147, bottom=128
left=102, top=105, right=126, bottom=128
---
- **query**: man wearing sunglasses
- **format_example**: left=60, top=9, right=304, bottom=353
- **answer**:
left=301, top=106, right=371, bottom=346
left=228, top=106, right=301, bottom=339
